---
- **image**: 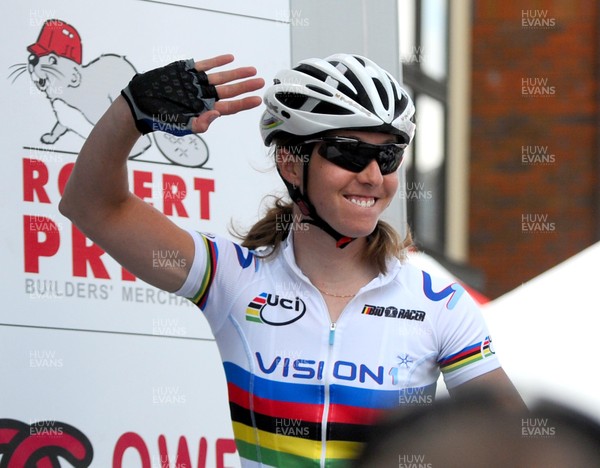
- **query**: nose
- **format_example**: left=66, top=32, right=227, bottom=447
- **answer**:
left=356, top=159, right=383, bottom=185
left=28, top=54, right=39, bottom=67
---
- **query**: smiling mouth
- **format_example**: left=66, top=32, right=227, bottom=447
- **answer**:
left=346, top=196, right=376, bottom=208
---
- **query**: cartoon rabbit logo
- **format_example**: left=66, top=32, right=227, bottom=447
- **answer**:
left=9, top=19, right=209, bottom=167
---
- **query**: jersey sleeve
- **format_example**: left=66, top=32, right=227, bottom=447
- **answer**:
left=424, top=272, right=500, bottom=389
left=174, top=229, right=259, bottom=334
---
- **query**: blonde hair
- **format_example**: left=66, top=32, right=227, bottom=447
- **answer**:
left=236, top=196, right=412, bottom=274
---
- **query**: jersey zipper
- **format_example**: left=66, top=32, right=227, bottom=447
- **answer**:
left=328, top=321, right=336, bottom=345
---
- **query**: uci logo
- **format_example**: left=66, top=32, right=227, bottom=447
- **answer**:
left=246, top=292, right=306, bottom=326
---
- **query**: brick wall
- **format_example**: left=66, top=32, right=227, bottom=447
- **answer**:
left=469, top=0, right=599, bottom=298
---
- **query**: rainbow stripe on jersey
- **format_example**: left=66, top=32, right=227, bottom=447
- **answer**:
left=189, top=236, right=218, bottom=309
left=438, top=336, right=494, bottom=374
left=224, top=361, right=436, bottom=467
left=245, top=292, right=267, bottom=323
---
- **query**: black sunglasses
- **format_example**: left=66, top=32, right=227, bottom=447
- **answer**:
left=301, top=137, right=407, bottom=175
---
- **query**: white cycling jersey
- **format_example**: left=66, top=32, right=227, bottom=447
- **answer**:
left=176, top=230, right=500, bottom=467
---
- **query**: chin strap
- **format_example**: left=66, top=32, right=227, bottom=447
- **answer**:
left=279, top=161, right=355, bottom=249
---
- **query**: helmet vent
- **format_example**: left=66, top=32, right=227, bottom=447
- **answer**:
left=395, top=92, right=408, bottom=119
left=312, top=101, right=353, bottom=115
left=341, top=71, right=369, bottom=109
left=372, top=78, right=389, bottom=109
left=275, top=92, right=309, bottom=110
left=294, top=63, right=329, bottom=82
left=336, top=82, right=357, bottom=100
left=306, top=84, right=333, bottom=97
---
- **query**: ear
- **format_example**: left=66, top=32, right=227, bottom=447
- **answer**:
left=69, top=67, right=81, bottom=88
left=276, top=146, right=304, bottom=187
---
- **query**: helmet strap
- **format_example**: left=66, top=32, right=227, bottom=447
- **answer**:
left=278, top=160, right=355, bottom=249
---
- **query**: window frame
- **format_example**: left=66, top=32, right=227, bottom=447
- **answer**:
left=400, top=0, right=451, bottom=255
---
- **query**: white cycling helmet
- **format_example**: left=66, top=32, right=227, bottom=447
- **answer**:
left=260, top=53, right=416, bottom=145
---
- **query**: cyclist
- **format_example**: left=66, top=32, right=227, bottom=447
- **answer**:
left=60, top=53, right=523, bottom=467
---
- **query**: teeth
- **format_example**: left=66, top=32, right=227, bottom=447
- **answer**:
left=349, top=197, right=375, bottom=208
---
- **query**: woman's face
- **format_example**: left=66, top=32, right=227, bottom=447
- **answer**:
left=305, top=130, right=400, bottom=239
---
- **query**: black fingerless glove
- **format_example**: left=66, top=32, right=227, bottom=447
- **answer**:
left=121, top=59, right=219, bottom=136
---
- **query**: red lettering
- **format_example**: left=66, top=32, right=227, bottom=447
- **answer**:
left=133, top=170, right=154, bottom=204
left=57, top=162, right=75, bottom=195
left=158, top=435, right=207, bottom=468
left=71, top=225, right=110, bottom=278
left=194, top=178, right=215, bottom=220
left=163, top=174, right=188, bottom=218
left=113, top=432, right=151, bottom=468
left=112, top=434, right=230, bottom=468
left=23, top=215, right=60, bottom=273
left=216, top=439, right=237, bottom=468
left=23, top=159, right=50, bottom=203
left=122, top=266, right=136, bottom=282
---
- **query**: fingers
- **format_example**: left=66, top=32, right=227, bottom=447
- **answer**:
left=195, top=54, right=262, bottom=88
left=216, top=77, right=265, bottom=100
left=194, top=54, right=235, bottom=72
left=191, top=110, right=221, bottom=134
left=208, top=66, right=258, bottom=86
left=194, top=54, right=265, bottom=101
left=189, top=54, right=265, bottom=133
left=191, top=95, right=263, bottom=133
left=215, top=96, right=263, bottom=115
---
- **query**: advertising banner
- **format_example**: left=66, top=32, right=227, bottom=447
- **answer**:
left=1, top=1, right=291, bottom=466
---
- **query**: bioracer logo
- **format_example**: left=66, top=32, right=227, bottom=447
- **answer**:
left=246, top=292, right=306, bottom=326
left=361, top=305, right=426, bottom=322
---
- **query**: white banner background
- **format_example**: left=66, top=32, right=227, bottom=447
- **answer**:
left=0, top=1, right=291, bottom=466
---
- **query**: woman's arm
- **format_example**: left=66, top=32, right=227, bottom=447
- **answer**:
left=449, top=367, right=527, bottom=411
left=59, top=54, right=264, bottom=292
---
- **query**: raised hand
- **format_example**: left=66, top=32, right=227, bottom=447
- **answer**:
left=121, top=54, right=265, bottom=136
left=190, top=54, right=265, bottom=133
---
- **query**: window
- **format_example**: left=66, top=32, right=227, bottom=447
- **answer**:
left=398, top=0, right=449, bottom=254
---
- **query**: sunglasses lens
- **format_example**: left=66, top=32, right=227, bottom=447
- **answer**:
left=318, top=141, right=365, bottom=172
left=377, top=145, right=403, bottom=174
left=317, top=139, right=404, bottom=175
